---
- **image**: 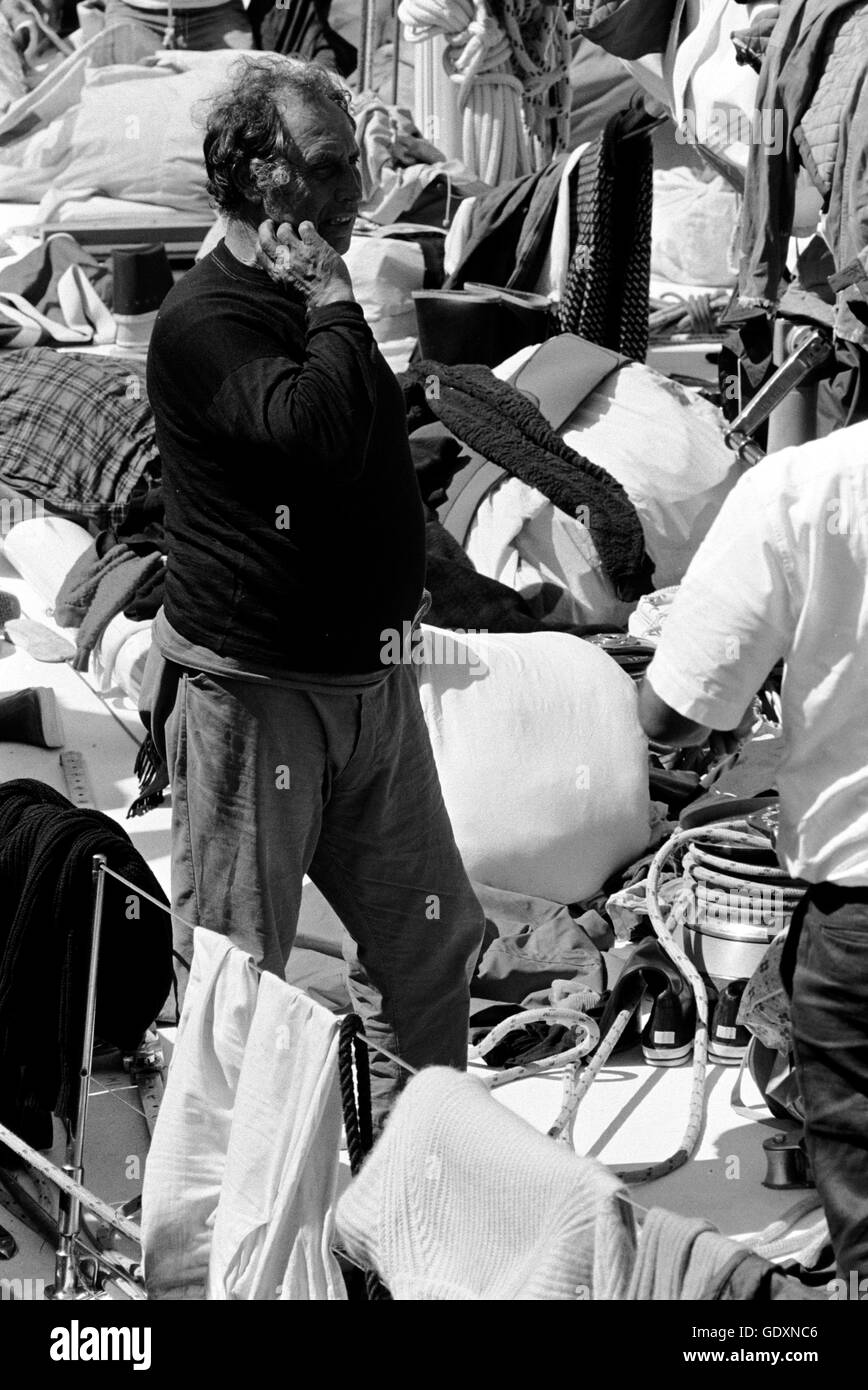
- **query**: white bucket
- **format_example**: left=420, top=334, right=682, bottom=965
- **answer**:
left=673, top=884, right=800, bottom=984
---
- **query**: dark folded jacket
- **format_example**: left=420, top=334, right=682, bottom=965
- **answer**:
left=444, top=158, right=566, bottom=293
left=0, top=779, right=173, bottom=1130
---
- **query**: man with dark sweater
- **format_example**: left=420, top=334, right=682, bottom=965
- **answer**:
left=146, top=55, right=484, bottom=1114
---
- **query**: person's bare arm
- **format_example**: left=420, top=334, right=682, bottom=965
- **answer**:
left=639, top=679, right=711, bottom=746
left=639, top=678, right=755, bottom=759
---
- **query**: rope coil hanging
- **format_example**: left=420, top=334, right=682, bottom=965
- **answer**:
left=338, top=1015, right=392, bottom=1301
left=397, top=0, right=571, bottom=185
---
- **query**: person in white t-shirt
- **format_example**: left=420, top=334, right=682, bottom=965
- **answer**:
left=638, top=421, right=868, bottom=1281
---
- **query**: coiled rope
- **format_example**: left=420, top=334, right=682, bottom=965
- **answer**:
left=547, top=821, right=798, bottom=1184
left=475, top=1004, right=600, bottom=1089
left=397, top=0, right=570, bottom=184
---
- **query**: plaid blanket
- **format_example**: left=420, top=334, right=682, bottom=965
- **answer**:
left=0, top=347, right=158, bottom=526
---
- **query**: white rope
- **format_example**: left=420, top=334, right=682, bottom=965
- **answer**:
left=397, top=0, right=570, bottom=184
left=751, top=1216, right=830, bottom=1265
left=474, top=1005, right=599, bottom=1089
left=498, top=0, right=571, bottom=157
left=542, top=826, right=722, bottom=1183
left=548, top=1006, right=634, bottom=1146
left=551, top=817, right=798, bottom=1184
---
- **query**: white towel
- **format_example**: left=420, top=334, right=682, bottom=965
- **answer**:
left=206, top=970, right=345, bottom=1301
left=142, top=928, right=258, bottom=1299
left=142, top=927, right=345, bottom=1301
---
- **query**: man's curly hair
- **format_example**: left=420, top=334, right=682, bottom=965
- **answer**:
left=202, top=55, right=352, bottom=219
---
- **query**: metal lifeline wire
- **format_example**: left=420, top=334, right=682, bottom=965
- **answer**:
left=99, top=863, right=421, bottom=1079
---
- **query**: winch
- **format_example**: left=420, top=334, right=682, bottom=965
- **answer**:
left=762, top=1132, right=814, bottom=1190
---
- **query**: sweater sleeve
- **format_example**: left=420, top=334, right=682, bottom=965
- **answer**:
left=208, top=301, right=382, bottom=483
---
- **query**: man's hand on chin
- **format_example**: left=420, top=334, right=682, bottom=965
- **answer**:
left=256, top=219, right=356, bottom=308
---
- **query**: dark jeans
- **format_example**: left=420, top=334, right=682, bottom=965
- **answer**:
left=786, top=884, right=868, bottom=1279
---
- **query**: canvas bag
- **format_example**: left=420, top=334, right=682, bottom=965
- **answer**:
left=731, top=928, right=805, bottom=1126
left=416, top=625, right=651, bottom=905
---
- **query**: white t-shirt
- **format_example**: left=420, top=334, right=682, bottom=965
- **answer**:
left=646, top=421, right=868, bottom=887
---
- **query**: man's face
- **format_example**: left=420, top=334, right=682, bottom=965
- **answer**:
left=262, top=93, right=363, bottom=254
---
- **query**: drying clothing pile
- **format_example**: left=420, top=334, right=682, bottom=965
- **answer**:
left=397, top=0, right=572, bottom=186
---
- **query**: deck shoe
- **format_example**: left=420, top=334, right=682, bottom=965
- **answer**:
left=640, top=981, right=696, bottom=1066
left=0, top=687, right=64, bottom=747
left=598, top=936, right=696, bottom=1061
left=708, top=978, right=751, bottom=1065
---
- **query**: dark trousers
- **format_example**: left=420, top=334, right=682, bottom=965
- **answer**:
left=784, top=884, right=868, bottom=1279
left=163, top=662, right=485, bottom=1122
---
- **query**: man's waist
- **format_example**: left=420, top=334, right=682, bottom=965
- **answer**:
left=154, top=609, right=390, bottom=690
left=161, top=587, right=429, bottom=679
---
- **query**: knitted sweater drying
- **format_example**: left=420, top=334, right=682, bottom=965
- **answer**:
left=335, top=1067, right=636, bottom=1300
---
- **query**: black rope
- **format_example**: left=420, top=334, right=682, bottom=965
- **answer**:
left=338, top=1014, right=365, bottom=1178
left=559, top=110, right=653, bottom=363
left=337, top=1014, right=391, bottom=1302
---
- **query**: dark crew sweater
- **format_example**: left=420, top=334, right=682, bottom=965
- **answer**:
left=146, top=242, right=426, bottom=674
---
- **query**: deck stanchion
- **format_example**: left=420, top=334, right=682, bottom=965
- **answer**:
left=391, top=0, right=401, bottom=106
left=358, top=0, right=378, bottom=95
left=366, top=0, right=378, bottom=93
left=47, top=853, right=108, bottom=1300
